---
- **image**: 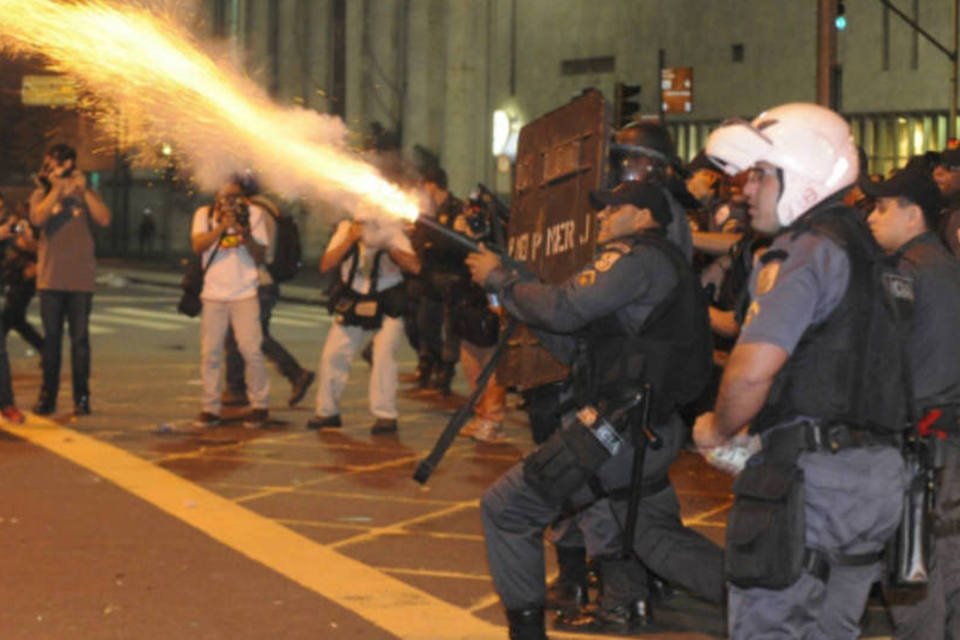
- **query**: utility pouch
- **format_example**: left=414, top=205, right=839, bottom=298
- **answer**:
left=887, top=443, right=935, bottom=587
left=725, top=462, right=806, bottom=589
left=522, top=416, right=612, bottom=506
left=334, top=292, right=384, bottom=330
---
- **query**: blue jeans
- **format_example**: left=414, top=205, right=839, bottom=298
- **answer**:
left=38, top=290, right=93, bottom=403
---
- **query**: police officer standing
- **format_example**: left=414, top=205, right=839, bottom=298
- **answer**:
left=694, top=103, right=911, bottom=638
left=468, top=182, right=722, bottom=639
left=863, top=163, right=960, bottom=639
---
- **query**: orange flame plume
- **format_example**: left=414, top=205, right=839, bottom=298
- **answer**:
left=0, top=0, right=421, bottom=222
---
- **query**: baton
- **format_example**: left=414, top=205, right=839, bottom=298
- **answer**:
left=412, top=319, right=518, bottom=485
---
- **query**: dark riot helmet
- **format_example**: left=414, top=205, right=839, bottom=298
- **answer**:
left=612, top=122, right=675, bottom=164
left=612, top=122, right=676, bottom=183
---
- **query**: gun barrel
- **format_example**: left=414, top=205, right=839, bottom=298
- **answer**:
left=417, top=216, right=482, bottom=253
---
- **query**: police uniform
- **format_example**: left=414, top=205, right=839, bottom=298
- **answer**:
left=728, top=200, right=909, bottom=638
left=411, top=194, right=467, bottom=389
left=886, top=232, right=960, bottom=639
left=479, top=216, right=724, bottom=635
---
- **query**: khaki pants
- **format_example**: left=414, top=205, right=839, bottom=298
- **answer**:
left=201, top=296, right=269, bottom=413
left=314, top=315, right=403, bottom=419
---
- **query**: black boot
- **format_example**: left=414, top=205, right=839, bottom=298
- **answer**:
left=506, top=607, right=547, bottom=640
left=554, top=557, right=652, bottom=634
left=545, top=546, right=589, bottom=613
left=554, top=600, right=652, bottom=635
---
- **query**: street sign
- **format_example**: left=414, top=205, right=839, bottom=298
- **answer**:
left=660, top=67, right=693, bottom=114
left=21, top=74, right=79, bottom=107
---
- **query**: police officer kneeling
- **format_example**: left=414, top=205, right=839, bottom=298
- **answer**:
left=467, top=182, right=718, bottom=639
left=694, top=103, right=912, bottom=639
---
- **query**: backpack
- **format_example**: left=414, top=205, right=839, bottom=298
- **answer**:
left=253, top=195, right=302, bottom=282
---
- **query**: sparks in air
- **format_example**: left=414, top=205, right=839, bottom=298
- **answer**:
left=0, top=0, right=422, bottom=222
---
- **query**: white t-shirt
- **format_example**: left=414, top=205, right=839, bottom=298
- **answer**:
left=191, top=202, right=269, bottom=302
left=327, top=219, right=411, bottom=294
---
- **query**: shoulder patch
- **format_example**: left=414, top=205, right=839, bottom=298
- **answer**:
left=755, top=259, right=782, bottom=296
left=606, top=241, right=631, bottom=254
left=594, top=251, right=622, bottom=272
left=577, top=269, right=597, bottom=287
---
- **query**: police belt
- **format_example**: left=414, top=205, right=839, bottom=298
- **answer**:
left=762, top=420, right=901, bottom=463
left=589, top=476, right=671, bottom=503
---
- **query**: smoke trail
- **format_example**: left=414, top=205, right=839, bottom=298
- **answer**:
left=0, top=0, right=421, bottom=221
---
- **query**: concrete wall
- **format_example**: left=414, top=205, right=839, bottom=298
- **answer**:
left=179, top=0, right=960, bottom=255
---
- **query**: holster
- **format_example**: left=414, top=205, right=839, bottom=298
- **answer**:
left=886, top=440, right=936, bottom=587
left=725, top=462, right=806, bottom=589
left=522, top=416, right=612, bottom=506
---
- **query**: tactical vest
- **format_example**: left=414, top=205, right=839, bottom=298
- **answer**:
left=572, top=231, right=713, bottom=422
left=752, top=204, right=910, bottom=434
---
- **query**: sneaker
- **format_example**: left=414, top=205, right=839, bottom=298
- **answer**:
left=193, top=412, right=221, bottom=428
left=371, top=418, right=398, bottom=434
left=288, top=370, right=316, bottom=408
left=1, top=406, right=25, bottom=425
left=244, top=408, right=270, bottom=429
left=306, top=414, right=342, bottom=430
left=74, top=395, right=91, bottom=416
left=221, top=391, right=249, bottom=407
left=472, top=419, right=508, bottom=444
left=33, top=394, right=56, bottom=416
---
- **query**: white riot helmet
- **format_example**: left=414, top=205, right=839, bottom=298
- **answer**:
left=705, top=103, right=858, bottom=227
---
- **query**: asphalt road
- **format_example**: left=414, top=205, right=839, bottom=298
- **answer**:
left=0, top=278, right=894, bottom=639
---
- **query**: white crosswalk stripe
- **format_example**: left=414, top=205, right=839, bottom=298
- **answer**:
left=27, top=295, right=331, bottom=335
left=93, top=311, right=182, bottom=331
left=27, top=314, right=113, bottom=335
left=107, top=306, right=197, bottom=323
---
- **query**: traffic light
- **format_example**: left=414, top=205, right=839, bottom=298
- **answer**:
left=614, top=82, right=641, bottom=128
left=835, top=1, right=847, bottom=31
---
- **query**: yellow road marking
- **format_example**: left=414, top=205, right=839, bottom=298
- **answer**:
left=4, top=419, right=505, bottom=640
left=331, top=501, right=478, bottom=549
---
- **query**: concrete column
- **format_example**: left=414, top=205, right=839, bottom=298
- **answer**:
left=275, top=0, right=299, bottom=103
left=344, top=0, right=366, bottom=128
left=442, top=1, right=490, bottom=195
left=304, top=0, right=333, bottom=112
left=243, top=0, right=272, bottom=89
left=361, top=0, right=404, bottom=134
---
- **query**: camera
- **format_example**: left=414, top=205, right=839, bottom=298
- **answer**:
left=218, top=195, right=250, bottom=229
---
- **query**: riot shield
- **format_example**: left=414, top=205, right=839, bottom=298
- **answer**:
left=498, top=89, right=610, bottom=389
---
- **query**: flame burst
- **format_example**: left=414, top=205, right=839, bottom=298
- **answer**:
left=0, top=0, right=421, bottom=222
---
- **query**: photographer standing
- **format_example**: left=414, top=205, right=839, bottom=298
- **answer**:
left=28, top=144, right=111, bottom=416
left=308, top=212, right=419, bottom=434
left=190, top=178, right=270, bottom=428
left=1, top=197, right=44, bottom=355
